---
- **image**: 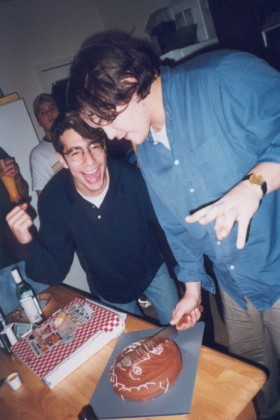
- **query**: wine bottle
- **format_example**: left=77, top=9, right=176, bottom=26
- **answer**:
left=0, top=306, right=7, bottom=331
left=0, top=334, right=12, bottom=355
left=0, top=307, right=11, bottom=355
left=11, top=268, right=45, bottom=325
left=78, top=404, right=98, bottom=419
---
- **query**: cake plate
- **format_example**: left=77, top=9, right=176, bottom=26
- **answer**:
left=90, top=322, right=204, bottom=419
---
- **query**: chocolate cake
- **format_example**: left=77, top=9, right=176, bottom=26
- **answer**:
left=109, top=337, right=182, bottom=401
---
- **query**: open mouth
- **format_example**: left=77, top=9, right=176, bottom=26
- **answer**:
left=82, top=167, right=100, bottom=184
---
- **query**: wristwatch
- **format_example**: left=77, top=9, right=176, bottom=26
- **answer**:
left=242, top=173, right=267, bottom=196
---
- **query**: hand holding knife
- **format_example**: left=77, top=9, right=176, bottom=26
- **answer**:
left=174, top=304, right=204, bottom=329
left=118, top=305, right=204, bottom=367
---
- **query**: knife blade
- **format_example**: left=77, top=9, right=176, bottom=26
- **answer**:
left=117, top=305, right=204, bottom=367
left=118, top=324, right=178, bottom=367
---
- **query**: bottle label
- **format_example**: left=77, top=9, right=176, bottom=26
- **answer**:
left=20, top=297, right=43, bottom=324
left=19, top=290, right=42, bottom=316
left=32, top=296, right=43, bottom=316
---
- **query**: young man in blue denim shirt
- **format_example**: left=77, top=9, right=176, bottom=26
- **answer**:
left=65, top=32, right=280, bottom=418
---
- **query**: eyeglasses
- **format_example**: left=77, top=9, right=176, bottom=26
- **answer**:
left=62, top=142, right=104, bottom=162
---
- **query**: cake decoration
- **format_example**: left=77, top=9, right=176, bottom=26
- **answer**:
left=109, top=337, right=182, bottom=401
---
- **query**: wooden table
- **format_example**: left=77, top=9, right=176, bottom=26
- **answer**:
left=0, top=285, right=266, bottom=420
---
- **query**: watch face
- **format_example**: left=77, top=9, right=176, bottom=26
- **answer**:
left=249, top=173, right=264, bottom=185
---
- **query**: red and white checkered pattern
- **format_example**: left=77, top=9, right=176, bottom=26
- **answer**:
left=12, top=297, right=122, bottom=379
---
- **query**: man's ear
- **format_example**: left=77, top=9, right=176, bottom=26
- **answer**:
left=56, top=152, right=68, bottom=169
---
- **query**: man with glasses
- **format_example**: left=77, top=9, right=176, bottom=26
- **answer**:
left=30, top=93, right=63, bottom=196
left=6, top=113, right=179, bottom=325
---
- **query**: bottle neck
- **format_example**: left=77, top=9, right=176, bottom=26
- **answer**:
left=0, top=306, right=7, bottom=331
left=11, top=268, right=23, bottom=285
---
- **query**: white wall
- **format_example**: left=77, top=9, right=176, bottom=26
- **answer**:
left=0, top=0, right=104, bottom=139
left=95, top=0, right=169, bottom=38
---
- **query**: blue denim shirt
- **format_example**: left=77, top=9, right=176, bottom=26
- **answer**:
left=137, top=49, right=280, bottom=310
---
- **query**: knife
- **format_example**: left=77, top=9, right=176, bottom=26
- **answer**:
left=117, top=305, right=204, bottom=367
left=118, top=324, right=178, bottom=367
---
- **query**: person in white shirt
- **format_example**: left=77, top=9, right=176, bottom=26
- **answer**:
left=29, top=93, right=63, bottom=196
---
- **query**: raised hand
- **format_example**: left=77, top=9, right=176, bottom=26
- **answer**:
left=1, top=158, right=19, bottom=178
left=6, top=203, right=33, bottom=244
left=186, top=180, right=263, bottom=249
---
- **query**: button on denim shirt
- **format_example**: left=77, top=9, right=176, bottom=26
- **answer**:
left=137, top=49, right=280, bottom=310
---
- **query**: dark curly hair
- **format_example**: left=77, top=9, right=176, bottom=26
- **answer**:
left=52, top=112, right=106, bottom=154
left=67, top=31, right=161, bottom=124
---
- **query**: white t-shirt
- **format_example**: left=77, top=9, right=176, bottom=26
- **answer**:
left=29, top=138, right=63, bottom=192
left=78, top=175, right=110, bottom=208
left=150, top=125, right=171, bottom=149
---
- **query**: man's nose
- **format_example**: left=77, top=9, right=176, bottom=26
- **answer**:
left=102, top=125, right=117, bottom=140
left=83, top=148, right=96, bottom=163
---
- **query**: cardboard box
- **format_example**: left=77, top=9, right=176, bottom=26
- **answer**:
left=12, top=297, right=126, bottom=388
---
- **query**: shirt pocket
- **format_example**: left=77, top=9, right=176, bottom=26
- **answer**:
left=188, top=134, right=242, bottom=200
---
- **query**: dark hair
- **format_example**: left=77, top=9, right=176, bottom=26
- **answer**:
left=67, top=31, right=160, bottom=123
left=52, top=112, right=107, bottom=154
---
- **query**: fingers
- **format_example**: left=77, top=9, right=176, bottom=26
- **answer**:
left=185, top=205, right=212, bottom=224
left=6, top=203, right=26, bottom=221
left=185, top=191, right=254, bottom=249
left=176, top=306, right=203, bottom=329
left=3, top=165, right=17, bottom=178
left=3, top=158, right=16, bottom=172
left=186, top=203, right=236, bottom=241
left=236, top=218, right=250, bottom=249
left=214, top=207, right=238, bottom=240
left=170, top=303, right=187, bottom=327
left=6, top=204, right=33, bottom=243
left=197, top=203, right=250, bottom=247
left=171, top=305, right=203, bottom=330
left=186, top=202, right=228, bottom=226
left=6, top=205, right=29, bottom=228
